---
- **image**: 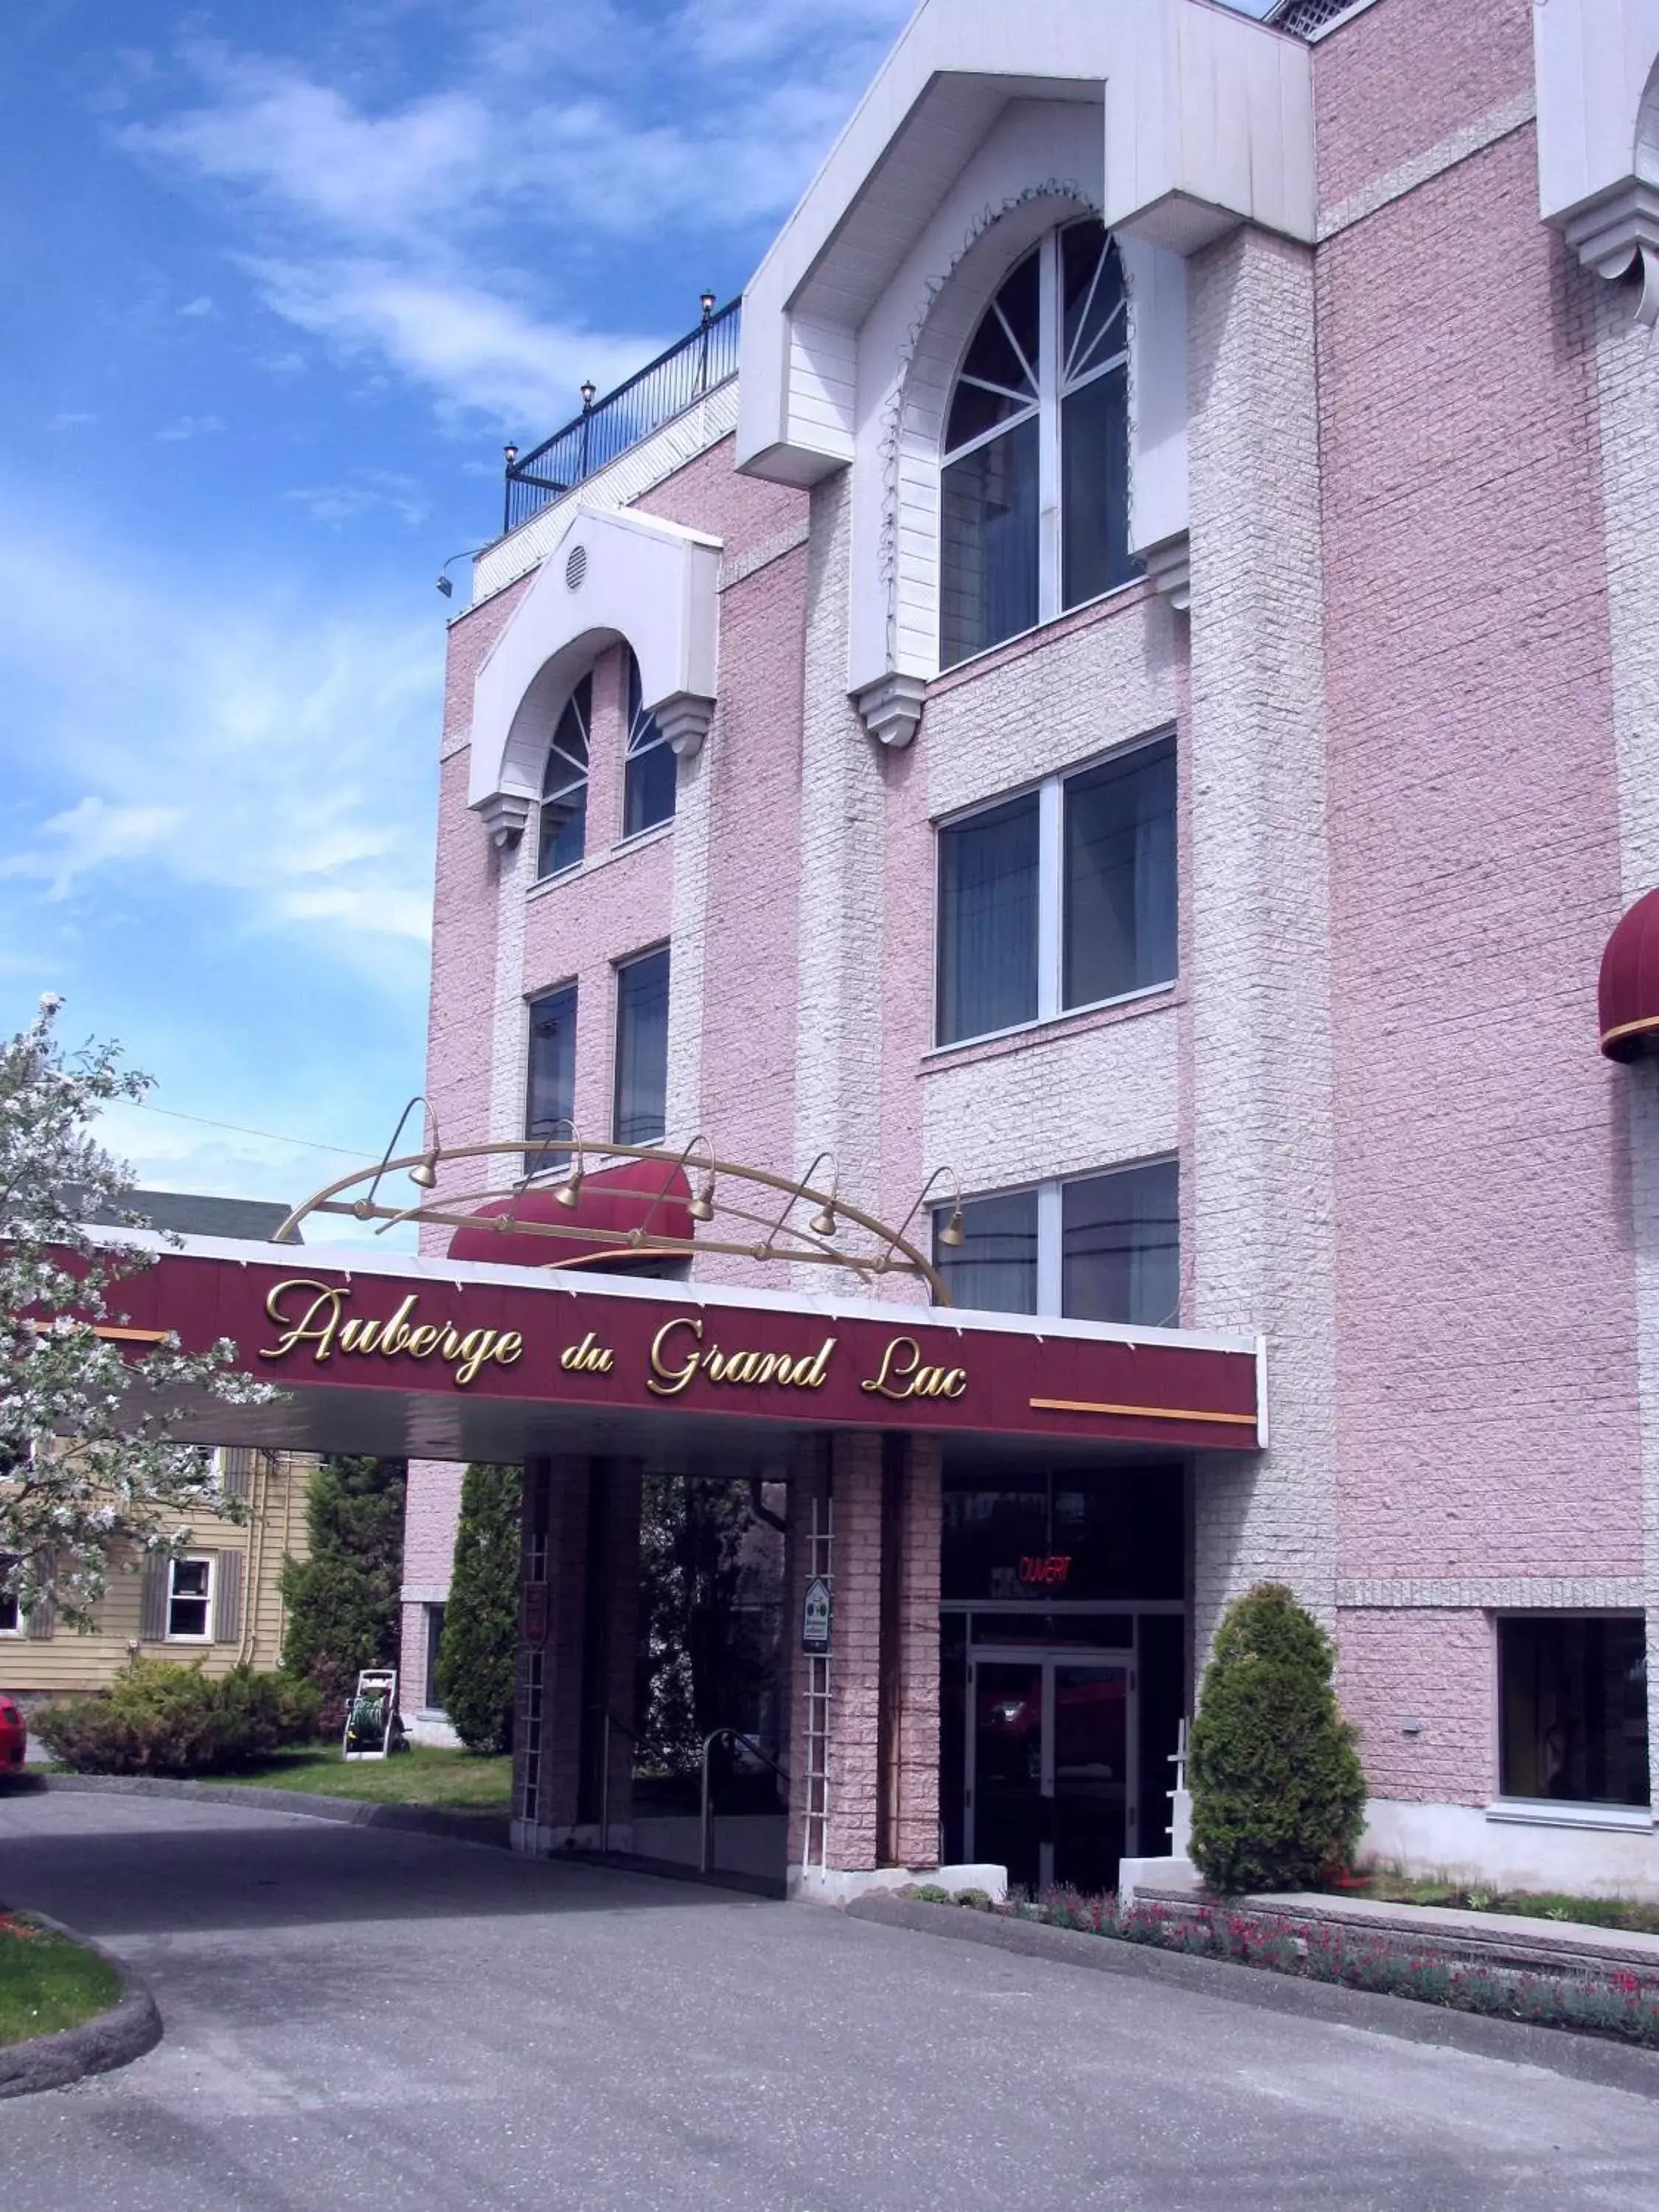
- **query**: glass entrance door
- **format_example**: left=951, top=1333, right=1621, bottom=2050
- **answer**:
left=967, top=1649, right=1135, bottom=1893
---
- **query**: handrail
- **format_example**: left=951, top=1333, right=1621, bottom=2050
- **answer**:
left=700, top=1728, right=789, bottom=1875
left=599, top=1711, right=639, bottom=1857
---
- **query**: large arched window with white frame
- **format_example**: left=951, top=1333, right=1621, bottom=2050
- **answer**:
left=938, top=218, right=1134, bottom=671
left=623, top=647, right=675, bottom=838
left=538, top=672, right=590, bottom=880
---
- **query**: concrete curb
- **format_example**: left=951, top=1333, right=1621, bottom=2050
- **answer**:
left=29, top=1772, right=510, bottom=1849
left=845, top=1896, right=1659, bottom=2101
left=0, top=1909, right=161, bottom=2099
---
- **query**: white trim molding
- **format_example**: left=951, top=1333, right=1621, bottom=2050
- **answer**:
left=852, top=670, right=927, bottom=748
left=738, top=0, right=1312, bottom=490
left=1535, top=1, right=1659, bottom=325
left=469, top=505, right=722, bottom=841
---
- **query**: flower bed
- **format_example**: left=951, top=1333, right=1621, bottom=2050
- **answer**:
left=897, top=1884, right=1659, bottom=2049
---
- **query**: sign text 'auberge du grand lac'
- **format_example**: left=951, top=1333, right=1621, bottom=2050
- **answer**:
left=86, top=1253, right=1262, bottom=1452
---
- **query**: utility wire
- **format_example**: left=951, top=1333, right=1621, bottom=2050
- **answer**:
left=127, top=1099, right=378, bottom=1160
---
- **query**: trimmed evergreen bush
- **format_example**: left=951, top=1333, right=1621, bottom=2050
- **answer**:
left=435, top=1463, right=522, bottom=1755
left=1188, top=1582, right=1366, bottom=1895
left=35, top=1658, right=320, bottom=1775
left=279, top=1455, right=406, bottom=1726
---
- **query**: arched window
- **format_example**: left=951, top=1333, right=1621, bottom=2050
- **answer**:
left=538, top=673, right=590, bottom=879
left=939, top=220, right=1133, bottom=670
left=623, top=649, right=675, bottom=838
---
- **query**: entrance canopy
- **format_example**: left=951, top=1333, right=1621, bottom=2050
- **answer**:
left=90, top=1228, right=1265, bottom=1469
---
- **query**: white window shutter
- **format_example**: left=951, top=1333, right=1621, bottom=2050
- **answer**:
left=213, top=1551, right=245, bottom=1646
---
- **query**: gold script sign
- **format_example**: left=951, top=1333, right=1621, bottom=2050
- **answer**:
left=260, top=1279, right=524, bottom=1388
left=647, top=1315, right=836, bottom=1397
left=859, top=1335, right=967, bottom=1402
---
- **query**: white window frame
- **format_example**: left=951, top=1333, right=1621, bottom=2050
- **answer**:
left=939, top=221, right=1133, bottom=667
left=166, top=1553, right=215, bottom=1645
left=932, top=728, right=1177, bottom=1051
left=936, top=1154, right=1179, bottom=1323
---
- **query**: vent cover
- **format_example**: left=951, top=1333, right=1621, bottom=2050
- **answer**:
left=565, top=543, right=588, bottom=591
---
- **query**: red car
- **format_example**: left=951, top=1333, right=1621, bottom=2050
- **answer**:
left=0, top=1695, right=25, bottom=1777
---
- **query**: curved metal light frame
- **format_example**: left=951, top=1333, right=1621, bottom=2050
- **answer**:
left=271, top=1138, right=953, bottom=1306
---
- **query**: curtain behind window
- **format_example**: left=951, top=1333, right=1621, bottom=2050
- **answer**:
left=939, top=416, right=1040, bottom=668
left=1062, top=738, right=1176, bottom=1009
left=936, top=1189, right=1039, bottom=1314
left=937, top=794, right=1039, bottom=1044
left=614, top=948, right=670, bottom=1144
left=1061, top=1161, right=1179, bottom=1327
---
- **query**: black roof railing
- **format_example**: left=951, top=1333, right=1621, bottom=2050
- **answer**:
left=501, top=296, right=741, bottom=538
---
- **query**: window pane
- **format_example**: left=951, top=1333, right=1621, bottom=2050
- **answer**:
left=1498, top=1616, right=1649, bottom=1807
left=624, top=739, right=676, bottom=838
left=425, top=1604, right=446, bottom=1708
left=614, top=947, right=670, bottom=1145
left=1062, top=223, right=1125, bottom=384
left=935, top=1189, right=1038, bottom=1315
left=1061, top=1161, right=1179, bottom=1327
left=994, top=249, right=1041, bottom=382
left=1062, top=737, right=1176, bottom=1007
left=936, top=794, right=1040, bottom=1044
left=940, top=416, right=1039, bottom=668
left=538, top=678, right=590, bottom=878
left=525, top=984, right=577, bottom=1173
left=1061, top=364, right=1135, bottom=610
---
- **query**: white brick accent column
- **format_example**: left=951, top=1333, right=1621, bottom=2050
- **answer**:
left=1185, top=224, right=1338, bottom=1661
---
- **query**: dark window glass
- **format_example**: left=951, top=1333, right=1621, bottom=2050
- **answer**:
left=1498, top=1616, right=1649, bottom=1807
left=940, top=414, right=1040, bottom=668
left=936, top=793, right=1039, bottom=1044
left=994, top=248, right=1041, bottom=383
left=425, top=1604, right=446, bottom=1709
left=168, top=1557, right=212, bottom=1639
left=1062, top=223, right=1125, bottom=378
left=1061, top=1161, right=1179, bottom=1328
left=1062, top=362, right=1134, bottom=608
left=624, top=650, right=676, bottom=839
left=935, top=1189, right=1038, bottom=1315
left=525, top=984, right=577, bottom=1175
left=539, top=675, right=591, bottom=879
left=613, top=947, right=670, bottom=1144
left=0, top=1561, right=18, bottom=1635
left=942, top=1470, right=1184, bottom=1603
left=1062, top=737, right=1177, bottom=1008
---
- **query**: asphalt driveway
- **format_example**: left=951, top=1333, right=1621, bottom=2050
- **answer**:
left=4, top=1788, right=1659, bottom=2211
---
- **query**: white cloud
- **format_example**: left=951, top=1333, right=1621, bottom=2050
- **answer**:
left=0, top=797, right=181, bottom=900
left=47, top=411, right=98, bottom=431
left=178, top=295, right=215, bottom=317
left=108, top=3, right=914, bottom=424
left=0, top=511, right=442, bottom=963
left=154, top=413, right=225, bottom=441
left=246, top=255, right=658, bottom=428
left=284, top=466, right=431, bottom=528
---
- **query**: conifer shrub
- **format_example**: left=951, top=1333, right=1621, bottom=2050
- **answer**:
left=35, top=1659, right=320, bottom=1775
left=435, top=1463, right=522, bottom=1756
left=1188, top=1582, right=1366, bottom=1895
left=279, top=1456, right=406, bottom=1727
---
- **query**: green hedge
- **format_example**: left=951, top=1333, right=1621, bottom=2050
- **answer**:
left=33, top=1658, right=321, bottom=1776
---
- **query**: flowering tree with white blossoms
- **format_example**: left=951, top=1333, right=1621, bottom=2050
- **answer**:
left=0, top=995, right=277, bottom=1628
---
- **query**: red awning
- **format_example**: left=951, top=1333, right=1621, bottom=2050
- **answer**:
left=446, top=1158, right=693, bottom=1267
left=1599, top=888, right=1659, bottom=1060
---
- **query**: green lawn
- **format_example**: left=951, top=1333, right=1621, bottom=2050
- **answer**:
left=216, top=1742, right=513, bottom=1812
left=1354, top=1870, right=1659, bottom=1935
left=0, top=1914, right=122, bottom=2046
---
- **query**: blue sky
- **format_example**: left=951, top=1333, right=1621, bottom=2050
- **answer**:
left=0, top=0, right=915, bottom=1220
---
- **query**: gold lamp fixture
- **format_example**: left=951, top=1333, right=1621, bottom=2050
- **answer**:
left=363, top=1095, right=443, bottom=1211
left=677, top=1133, right=718, bottom=1222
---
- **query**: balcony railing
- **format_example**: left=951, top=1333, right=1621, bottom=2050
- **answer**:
left=501, top=297, right=741, bottom=538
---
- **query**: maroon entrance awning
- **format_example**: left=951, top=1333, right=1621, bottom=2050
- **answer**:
left=447, top=1158, right=692, bottom=1268
left=1599, top=888, right=1659, bottom=1060
left=79, top=1230, right=1266, bottom=1467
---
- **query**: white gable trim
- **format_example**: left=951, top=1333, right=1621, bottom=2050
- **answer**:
left=468, top=506, right=722, bottom=843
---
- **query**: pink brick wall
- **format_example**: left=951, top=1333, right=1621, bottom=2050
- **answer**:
left=1311, top=0, right=1534, bottom=212
left=1318, top=122, right=1641, bottom=1589
left=1338, top=1608, right=1495, bottom=1804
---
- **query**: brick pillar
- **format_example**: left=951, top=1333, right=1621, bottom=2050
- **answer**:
left=786, top=1435, right=829, bottom=1871
left=512, top=1454, right=591, bottom=1851
left=825, top=1432, right=884, bottom=1871
left=887, top=1435, right=942, bottom=1869
left=585, top=1459, right=642, bottom=1844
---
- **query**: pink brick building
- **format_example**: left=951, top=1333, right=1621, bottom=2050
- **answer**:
left=401, top=0, right=1659, bottom=1899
